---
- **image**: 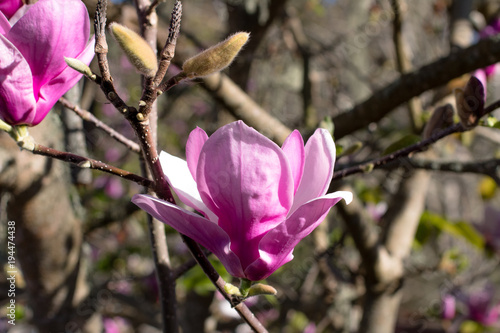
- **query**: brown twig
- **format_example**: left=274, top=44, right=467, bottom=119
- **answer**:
left=58, top=97, right=141, bottom=153
left=153, top=0, right=182, bottom=87
left=95, top=2, right=177, bottom=332
left=396, top=158, right=500, bottom=185
left=181, top=239, right=270, bottom=333
left=332, top=34, right=500, bottom=139
left=332, top=97, right=500, bottom=180
left=32, top=143, right=153, bottom=188
left=94, top=0, right=133, bottom=115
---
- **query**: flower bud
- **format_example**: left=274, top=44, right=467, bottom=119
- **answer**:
left=247, top=283, right=277, bottom=297
left=182, top=32, right=250, bottom=78
left=455, top=76, right=485, bottom=129
left=224, top=283, right=242, bottom=297
left=109, top=23, right=158, bottom=78
left=64, top=57, right=96, bottom=80
left=423, top=104, right=454, bottom=139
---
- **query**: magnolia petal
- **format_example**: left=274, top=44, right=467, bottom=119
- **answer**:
left=0, top=35, right=36, bottom=125
left=282, top=129, right=305, bottom=194
left=0, top=0, right=22, bottom=19
left=186, top=127, right=208, bottom=181
left=196, top=121, right=294, bottom=268
left=244, top=191, right=352, bottom=281
left=32, top=37, right=95, bottom=125
left=0, top=11, right=10, bottom=34
left=131, top=194, right=245, bottom=278
left=159, top=151, right=217, bottom=222
left=6, top=0, right=91, bottom=94
left=290, top=128, right=336, bottom=215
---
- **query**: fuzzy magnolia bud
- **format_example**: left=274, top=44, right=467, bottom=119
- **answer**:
left=182, top=32, right=250, bottom=78
left=109, top=23, right=158, bottom=78
left=423, top=104, right=454, bottom=139
left=64, top=57, right=95, bottom=79
left=247, top=283, right=277, bottom=297
left=455, top=76, right=485, bottom=129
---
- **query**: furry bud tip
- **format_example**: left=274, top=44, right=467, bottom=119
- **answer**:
left=109, top=23, right=158, bottom=78
left=182, top=32, right=250, bottom=78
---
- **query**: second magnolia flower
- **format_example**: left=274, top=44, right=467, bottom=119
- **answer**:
left=132, top=121, right=352, bottom=281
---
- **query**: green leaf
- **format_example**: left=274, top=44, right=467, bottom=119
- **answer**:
left=419, top=212, right=484, bottom=250
left=383, top=134, right=421, bottom=155
left=454, top=222, right=485, bottom=249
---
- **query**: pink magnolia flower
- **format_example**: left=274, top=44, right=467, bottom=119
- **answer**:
left=0, top=0, right=95, bottom=126
left=132, top=121, right=352, bottom=281
left=0, top=0, right=23, bottom=19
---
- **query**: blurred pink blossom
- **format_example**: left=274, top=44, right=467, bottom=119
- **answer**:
left=442, top=294, right=456, bottom=320
left=466, top=287, right=500, bottom=326
left=94, top=176, right=124, bottom=199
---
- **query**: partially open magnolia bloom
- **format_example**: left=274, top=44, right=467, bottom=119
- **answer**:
left=0, top=0, right=95, bottom=126
left=132, top=121, right=352, bottom=281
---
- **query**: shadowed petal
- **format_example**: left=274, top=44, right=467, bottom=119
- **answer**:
left=0, top=0, right=22, bottom=19
left=0, top=35, right=36, bottom=125
left=244, top=191, right=352, bottom=281
left=159, top=151, right=217, bottom=222
left=186, top=127, right=208, bottom=181
left=132, top=194, right=244, bottom=278
left=196, top=121, right=294, bottom=268
left=282, top=130, right=304, bottom=194
left=32, top=36, right=95, bottom=125
left=0, top=11, right=10, bottom=34
left=290, top=128, right=336, bottom=215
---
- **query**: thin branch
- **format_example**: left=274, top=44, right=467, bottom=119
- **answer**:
left=332, top=97, right=500, bottom=180
left=58, top=97, right=141, bottom=153
left=31, top=143, right=153, bottom=188
left=181, top=238, right=269, bottom=333
left=94, top=0, right=133, bottom=115
left=397, top=158, right=500, bottom=185
left=332, top=34, right=500, bottom=139
left=95, top=2, right=177, bottom=331
left=153, top=0, right=182, bottom=87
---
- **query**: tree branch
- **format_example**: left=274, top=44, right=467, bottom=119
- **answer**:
left=58, top=97, right=141, bottom=153
left=31, top=143, right=153, bottom=188
left=332, top=34, right=500, bottom=139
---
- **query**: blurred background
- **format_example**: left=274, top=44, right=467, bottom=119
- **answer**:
left=1, top=0, right=500, bottom=332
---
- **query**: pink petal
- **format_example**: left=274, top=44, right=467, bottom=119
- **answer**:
left=0, top=11, right=10, bottom=34
left=0, top=34, right=36, bottom=125
left=6, top=0, right=91, bottom=95
left=186, top=127, right=208, bottom=181
left=290, top=128, right=336, bottom=215
left=32, top=36, right=95, bottom=125
left=159, top=151, right=217, bottom=222
left=196, top=121, right=294, bottom=268
left=0, top=0, right=22, bottom=19
left=131, top=194, right=245, bottom=278
left=281, top=129, right=305, bottom=194
left=244, top=191, right=352, bottom=281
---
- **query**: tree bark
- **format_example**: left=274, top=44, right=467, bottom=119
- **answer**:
left=0, top=116, right=101, bottom=332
